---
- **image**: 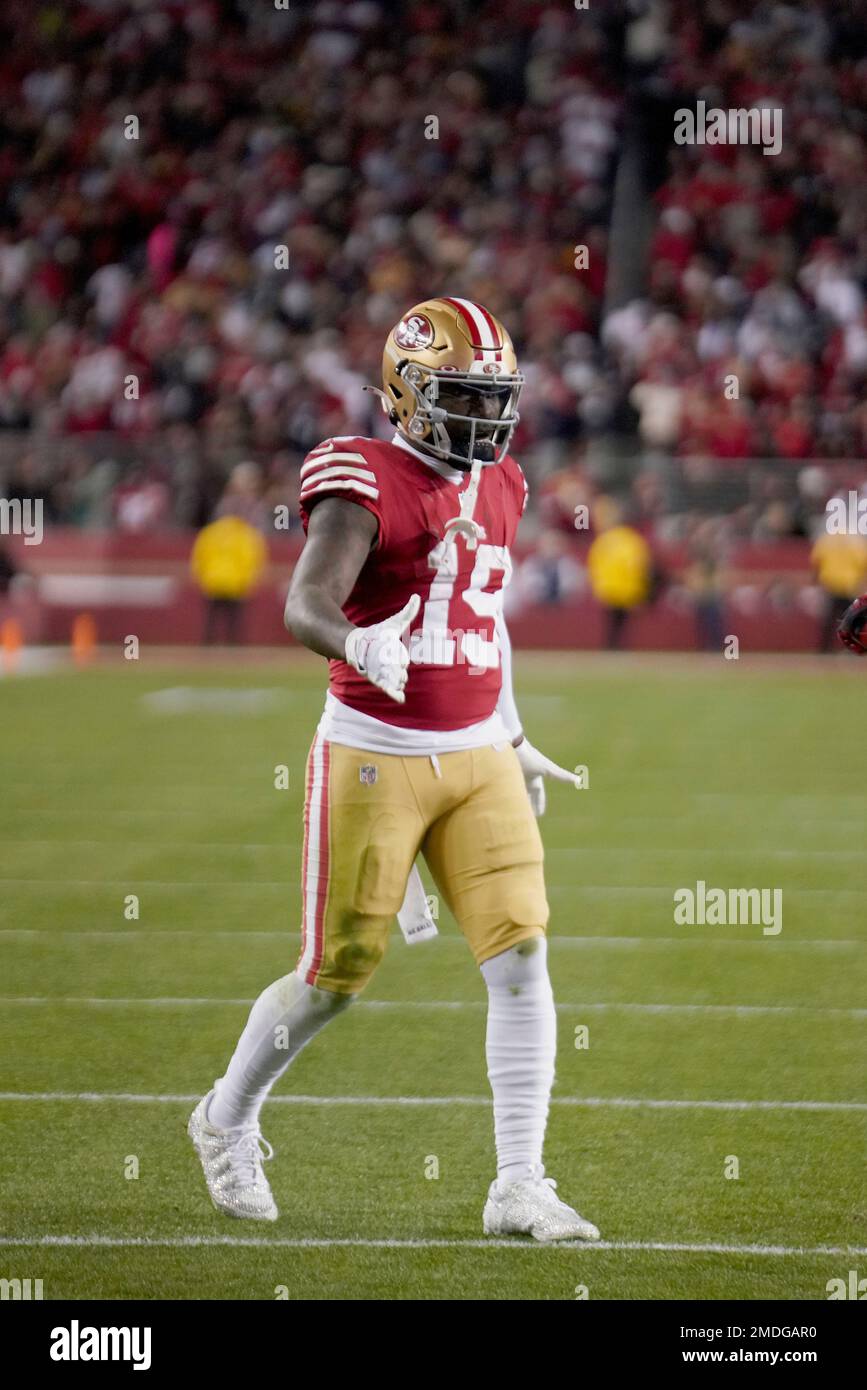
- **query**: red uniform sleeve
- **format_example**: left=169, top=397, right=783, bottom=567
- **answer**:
left=298, top=438, right=388, bottom=550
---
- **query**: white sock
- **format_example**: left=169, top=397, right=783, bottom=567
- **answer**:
left=480, top=937, right=556, bottom=1185
left=208, top=971, right=354, bottom=1131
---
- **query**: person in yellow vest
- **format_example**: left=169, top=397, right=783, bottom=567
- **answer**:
left=586, top=496, right=654, bottom=649
left=810, top=527, right=867, bottom=653
left=190, top=514, right=267, bottom=644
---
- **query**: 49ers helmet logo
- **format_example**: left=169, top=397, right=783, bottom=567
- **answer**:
left=394, top=313, right=435, bottom=350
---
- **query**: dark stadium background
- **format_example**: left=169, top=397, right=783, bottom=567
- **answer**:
left=1, top=0, right=867, bottom=654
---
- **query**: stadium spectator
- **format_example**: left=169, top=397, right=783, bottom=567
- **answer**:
left=586, top=496, right=654, bottom=649
left=810, top=524, right=867, bottom=654
left=214, top=461, right=270, bottom=532
left=517, top=529, right=585, bottom=607
left=683, top=520, right=728, bottom=652
left=190, top=515, right=267, bottom=646
left=112, top=464, right=171, bottom=533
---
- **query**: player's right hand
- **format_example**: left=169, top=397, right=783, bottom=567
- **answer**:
left=838, top=594, right=867, bottom=654
left=514, top=737, right=583, bottom=817
left=344, top=594, right=420, bottom=703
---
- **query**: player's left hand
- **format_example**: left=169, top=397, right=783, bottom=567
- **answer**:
left=513, top=737, right=581, bottom=817
left=838, top=593, right=867, bottom=654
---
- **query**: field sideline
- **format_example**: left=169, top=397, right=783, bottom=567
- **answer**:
left=0, top=652, right=864, bottom=1300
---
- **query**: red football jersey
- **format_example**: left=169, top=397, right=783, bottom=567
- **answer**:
left=298, top=435, right=528, bottom=730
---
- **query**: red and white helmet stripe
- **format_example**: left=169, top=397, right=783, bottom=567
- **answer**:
left=440, top=297, right=503, bottom=362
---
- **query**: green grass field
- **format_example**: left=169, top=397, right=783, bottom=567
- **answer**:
left=1, top=651, right=865, bottom=1301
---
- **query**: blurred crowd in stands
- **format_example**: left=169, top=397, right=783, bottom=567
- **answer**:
left=0, top=0, right=621, bottom=530
left=624, top=1, right=867, bottom=464
left=0, top=0, right=866, bottom=643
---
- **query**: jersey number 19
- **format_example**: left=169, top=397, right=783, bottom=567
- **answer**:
left=408, top=541, right=512, bottom=671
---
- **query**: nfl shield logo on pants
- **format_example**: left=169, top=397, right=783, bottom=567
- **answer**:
left=359, top=764, right=378, bottom=785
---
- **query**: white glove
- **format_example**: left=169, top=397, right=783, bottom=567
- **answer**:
left=514, top=737, right=581, bottom=817
left=344, top=594, right=420, bottom=704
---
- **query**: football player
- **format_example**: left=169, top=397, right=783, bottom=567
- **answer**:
left=189, top=298, right=601, bottom=1242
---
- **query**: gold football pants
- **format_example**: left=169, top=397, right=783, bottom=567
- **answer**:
left=296, top=736, right=549, bottom=993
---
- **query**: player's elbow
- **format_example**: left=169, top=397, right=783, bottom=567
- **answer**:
left=283, top=582, right=320, bottom=648
left=283, top=587, right=303, bottom=638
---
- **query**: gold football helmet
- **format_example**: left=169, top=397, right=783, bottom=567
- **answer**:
left=376, top=297, right=523, bottom=469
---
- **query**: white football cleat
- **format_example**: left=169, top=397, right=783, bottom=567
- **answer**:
left=188, top=1092, right=278, bottom=1222
left=483, top=1167, right=600, bottom=1243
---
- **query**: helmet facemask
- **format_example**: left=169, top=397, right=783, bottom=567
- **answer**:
left=397, top=362, right=522, bottom=470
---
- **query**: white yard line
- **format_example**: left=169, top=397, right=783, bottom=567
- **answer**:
left=2, top=838, right=866, bottom=861
left=0, top=1234, right=864, bottom=1256
left=0, top=879, right=295, bottom=888
left=0, top=879, right=864, bottom=900
left=0, top=929, right=862, bottom=947
left=1, top=1092, right=864, bottom=1112
left=0, top=839, right=286, bottom=851
left=546, top=847, right=867, bottom=862
left=5, top=807, right=864, bottom=836
left=1, top=997, right=865, bottom=1019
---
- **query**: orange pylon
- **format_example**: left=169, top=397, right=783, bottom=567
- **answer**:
left=71, top=612, right=97, bottom=667
left=1, top=618, right=22, bottom=673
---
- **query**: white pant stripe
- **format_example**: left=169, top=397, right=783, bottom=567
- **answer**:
left=299, top=736, right=328, bottom=980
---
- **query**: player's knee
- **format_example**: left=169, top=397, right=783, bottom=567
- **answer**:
left=280, top=969, right=358, bottom=1012
left=480, top=934, right=549, bottom=991
left=333, top=935, right=387, bottom=986
left=307, top=979, right=357, bottom=1014
left=515, top=935, right=542, bottom=958
left=305, top=935, right=387, bottom=996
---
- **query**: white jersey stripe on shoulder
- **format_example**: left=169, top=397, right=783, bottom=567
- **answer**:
left=307, top=436, right=358, bottom=455
left=300, top=478, right=379, bottom=502
left=300, top=462, right=377, bottom=485
left=300, top=451, right=374, bottom=478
